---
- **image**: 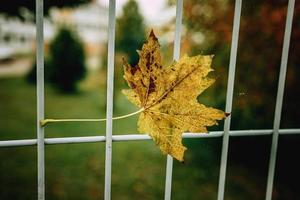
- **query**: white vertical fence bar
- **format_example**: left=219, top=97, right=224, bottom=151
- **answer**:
left=164, top=156, right=173, bottom=200
left=173, top=0, right=183, bottom=60
left=217, top=1, right=242, bottom=200
left=36, top=0, right=45, bottom=199
left=164, top=0, right=183, bottom=200
left=265, top=0, right=295, bottom=199
left=104, top=0, right=116, bottom=199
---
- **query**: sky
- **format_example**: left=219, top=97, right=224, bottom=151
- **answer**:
left=97, top=0, right=176, bottom=26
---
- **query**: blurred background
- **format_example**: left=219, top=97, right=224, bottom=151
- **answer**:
left=0, top=0, right=299, bottom=199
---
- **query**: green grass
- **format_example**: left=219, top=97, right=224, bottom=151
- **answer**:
left=0, top=77, right=274, bottom=199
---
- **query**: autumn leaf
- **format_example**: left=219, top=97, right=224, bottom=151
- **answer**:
left=122, top=30, right=226, bottom=161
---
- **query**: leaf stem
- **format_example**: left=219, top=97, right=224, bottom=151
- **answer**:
left=40, top=108, right=145, bottom=127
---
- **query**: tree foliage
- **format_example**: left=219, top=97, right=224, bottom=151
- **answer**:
left=27, top=26, right=87, bottom=93
left=183, top=0, right=300, bottom=129
left=102, top=0, right=146, bottom=109
left=0, top=0, right=91, bottom=18
left=27, top=27, right=86, bottom=93
left=47, top=26, right=86, bottom=93
left=182, top=1, right=300, bottom=197
left=116, top=0, right=146, bottom=66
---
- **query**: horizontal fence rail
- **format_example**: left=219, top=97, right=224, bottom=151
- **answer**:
left=1, top=129, right=299, bottom=147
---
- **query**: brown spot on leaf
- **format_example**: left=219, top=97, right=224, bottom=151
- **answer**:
left=130, top=66, right=139, bottom=75
left=146, top=53, right=151, bottom=69
left=149, top=77, right=156, bottom=94
left=129, top=81, right=136, bottom=89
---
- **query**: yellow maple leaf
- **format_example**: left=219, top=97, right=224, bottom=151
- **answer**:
left=122, top=30, right=226, bottom=161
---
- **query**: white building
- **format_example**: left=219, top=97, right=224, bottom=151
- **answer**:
left=0, top=2, right=108, bottom=60
left=50, top=2, right=108, bottom=57
left=0, top=14, right=35, bottom=59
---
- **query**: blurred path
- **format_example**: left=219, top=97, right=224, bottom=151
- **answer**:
left=0, top=57, right=32, bottom=78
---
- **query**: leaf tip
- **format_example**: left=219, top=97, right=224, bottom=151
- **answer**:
left=122, top=57, right=131, bottom=68
left=122, top=56, right=126, bottom=64
left=149, top=29, right=158, bottom=40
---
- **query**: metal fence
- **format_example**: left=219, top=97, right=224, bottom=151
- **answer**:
left=0, top=0, right=299, bottom=200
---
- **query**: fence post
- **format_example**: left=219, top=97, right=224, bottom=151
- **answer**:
left=104, top=0, right=116, bottom=199
left=217, top=1, right=242, bottom=200
left=265, top=0, right=295, bottom=199
left=164, top=0, right=183, bottom=199
left=36, top=0, right=45, bottom=199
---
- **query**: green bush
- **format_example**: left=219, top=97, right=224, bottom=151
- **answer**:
left=48, top=26, right=86, bottom=93
left=27, top=26, right=87, bottom=93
